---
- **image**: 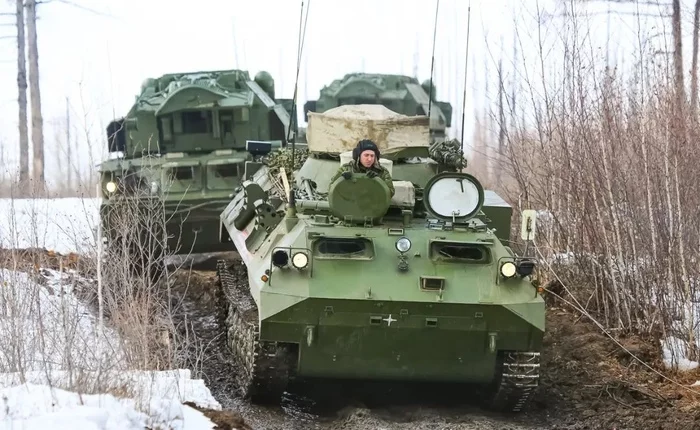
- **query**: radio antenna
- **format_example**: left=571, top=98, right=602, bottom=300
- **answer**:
left=426, top=0, right=440, bottom=138
left=458, top=1, right=472, bottom=170
left=286, top=0, right=311, bottom=209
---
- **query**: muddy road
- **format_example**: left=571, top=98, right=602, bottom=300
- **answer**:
left=167, top=259, right=700, bottom=430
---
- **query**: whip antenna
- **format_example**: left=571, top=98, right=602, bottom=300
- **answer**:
left=286, top=0, right=311, bottom=207
left=459, top=1, right=472, bottom=170
left=426, top=0, right=440, bottom=139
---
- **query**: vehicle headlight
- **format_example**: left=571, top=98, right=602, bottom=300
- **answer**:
left=517, top=259, right=535, bottom=276
left=395, top=236, right=411, bottom=253
left=150, top=181, right=159, bottom=194
left=292, top=252, right=309, bottom=269
left=105, top=181, right=117, bottom=193
left=500, top=261, right=517, bottom=278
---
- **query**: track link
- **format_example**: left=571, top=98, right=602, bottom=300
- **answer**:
left=486, top=351, right=540, bottom=413
left=216, top=259, right=297, bottom=404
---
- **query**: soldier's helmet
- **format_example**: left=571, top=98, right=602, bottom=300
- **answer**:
left=352, top=139, right=380, bottom=163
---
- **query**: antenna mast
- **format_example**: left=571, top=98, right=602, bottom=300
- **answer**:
left=426, top=0, right=440, bottom=131
left=459, top=1, right=472, bottom=170
left=286, top=0, right=311, bottom=210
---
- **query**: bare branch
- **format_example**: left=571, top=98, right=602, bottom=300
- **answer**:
left=36, top=0, right=117, bottom=19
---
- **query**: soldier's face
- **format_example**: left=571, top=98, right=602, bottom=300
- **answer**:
left=360, top=150, right=375, bottom=168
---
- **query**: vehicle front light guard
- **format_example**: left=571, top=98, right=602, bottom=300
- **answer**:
left=266, top=246, right=313, bottom=286
left=495, top=256, right=537, bottom=285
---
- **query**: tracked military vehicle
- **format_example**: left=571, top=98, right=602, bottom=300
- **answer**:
left=303, top=72, right=453, bottom=142
left=217, top=104, right=544, bottom=412
left=98, top=69, right=296, bottom=261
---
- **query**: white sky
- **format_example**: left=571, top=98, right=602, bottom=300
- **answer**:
left=0, top=0, right=693, bottom=189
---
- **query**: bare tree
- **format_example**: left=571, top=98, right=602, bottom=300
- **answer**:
left=15, top=0, right=28, bottom=190
left=671, top=0, right=686, bottom=106
left=690, top=0, right=700, bottom=113
left=25, top=0, right=44, bottom=192
left=486, top=0, right=700, bottom=365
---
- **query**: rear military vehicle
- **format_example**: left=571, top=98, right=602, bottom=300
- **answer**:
left=303, top=72, right=453, bottom=142
left=98, top=69, right=296, bottom=268
left=216, top=104, right=544, bottom=413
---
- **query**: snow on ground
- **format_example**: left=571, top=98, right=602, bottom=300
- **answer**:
left=0, top=197, right=227, bottom=429
left=0, top=197, right=100, bottom=255
left=0, top=383, right=215, bottom=430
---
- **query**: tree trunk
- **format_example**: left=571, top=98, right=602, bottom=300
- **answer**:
left=25, top=0, right=44, bottom=193
left=16, top=0, right=29, bottom=192
left=691, top=1, right=700, bottom=113
left=672, top=0, right=686, bottom=107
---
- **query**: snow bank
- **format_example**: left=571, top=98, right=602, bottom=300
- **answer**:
left=0, top=268, right=122, bottom=373
left=0, top=369, right=220, bottom=412
left=0, top=383, right=215, bottom=429
left=0, top=268, right=114, bottom=371
left=0, top=201, right=228, bottom=429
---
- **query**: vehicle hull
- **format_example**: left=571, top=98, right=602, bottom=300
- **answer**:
left=260, top=298, right=544, bottom=383
left=100, top=197, right=233, bottom=255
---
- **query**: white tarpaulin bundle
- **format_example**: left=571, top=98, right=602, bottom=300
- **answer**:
left=306, top=104, right=430, bottom=156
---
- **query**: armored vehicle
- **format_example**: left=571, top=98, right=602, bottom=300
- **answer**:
left=217, top=104, right=544, bottom=412
left=303, top=72, right=453, bottom=142
left=98, top=69, right=296, bottom=262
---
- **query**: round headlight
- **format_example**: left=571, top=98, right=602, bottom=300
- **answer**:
left=105, top=181, right=117, bottom=193
left=500, top=261, right=517, bottom=278
left=395, top=237, right=411, bottom=253
left=292, top=252, right=309, bottom=269
left=150, top=181, right=159, bottom=193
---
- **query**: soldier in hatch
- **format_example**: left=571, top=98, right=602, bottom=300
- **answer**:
left=330, top=139, right=395, bottom=197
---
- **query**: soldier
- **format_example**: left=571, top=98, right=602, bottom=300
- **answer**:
left=331, top=139, right=395, bottom=197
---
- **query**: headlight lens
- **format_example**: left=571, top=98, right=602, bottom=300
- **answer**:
left=517, top=259, right=535, bottom=276
left=500, top=261, right=517, bottom=278
left=105, top=181, right=117, bottom=193
left=395, top=237, right=411, bottom=253
left=150, top=181, right=159, bottom=194
left=292, top=252, right=309, bottom=269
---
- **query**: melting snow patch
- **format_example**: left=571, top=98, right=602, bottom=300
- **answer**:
left=0, top=383, right=215, bottom=429
left=0, top=368, right=221, bottom=412
left=661, top=336, right=700, bottom=372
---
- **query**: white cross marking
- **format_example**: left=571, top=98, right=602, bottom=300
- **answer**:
left=383, top=314, right=396, bottom=326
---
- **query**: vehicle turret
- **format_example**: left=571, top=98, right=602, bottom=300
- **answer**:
left=104, top=69, right=293, bottom=158
left=303, top=72, right=453, bottom=141
left=97, top=68, right=302, bottom=262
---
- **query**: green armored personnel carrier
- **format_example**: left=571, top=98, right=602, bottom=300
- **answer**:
left=303, top=72, right=453, bottom=141
left=98, top=69, right=296, bottom=260
left=217, top=104, right=544, bottom=412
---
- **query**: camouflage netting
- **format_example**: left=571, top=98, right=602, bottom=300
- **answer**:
left=264, top=146, right=309, bottom=180
left=429, top=138, right=468, bottom=170
left=306, top=104, right=430, bottom=156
